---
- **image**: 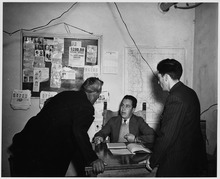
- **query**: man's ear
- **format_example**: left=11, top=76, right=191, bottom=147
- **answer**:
left=164, top=74, right=168, bottom=81
left=132, top=108, right=136, bottom=113
left=165, top=73, right=172, bottom=81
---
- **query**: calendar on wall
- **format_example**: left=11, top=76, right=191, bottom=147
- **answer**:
left=21, top=32, right=101, bottom=97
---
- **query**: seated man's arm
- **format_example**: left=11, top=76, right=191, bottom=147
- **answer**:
left=136, top=117, right=156, bottom=144
left=93, top=118, right=113, bottom=144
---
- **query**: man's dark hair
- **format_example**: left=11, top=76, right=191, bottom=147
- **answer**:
left=122, top=95, right=137, bottom=108
left=80, top=77, right=104, bottom=93
left=157, top=58, right=183, bottom=80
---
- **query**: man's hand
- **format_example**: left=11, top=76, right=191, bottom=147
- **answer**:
left=93, top=136, right=104, bottom=145
left=91, top=158, right=106, bottom=175
left=124, top=133, right=135, bottom=142
left=145, top=155, right=153, bottom=172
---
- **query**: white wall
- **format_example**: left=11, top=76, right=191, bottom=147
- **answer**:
left=3, top=2, right=197, bottom=176
left=194, top=3, right=218, bottom=155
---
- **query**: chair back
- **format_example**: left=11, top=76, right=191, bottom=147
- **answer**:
left=102, top=110, right=118, bottom=126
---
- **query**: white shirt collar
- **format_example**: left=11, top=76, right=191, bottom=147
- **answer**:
left=122, top=117, right=130, bottom=124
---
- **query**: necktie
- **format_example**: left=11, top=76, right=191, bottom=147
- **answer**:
left=118, top=119, right=129, bottom=142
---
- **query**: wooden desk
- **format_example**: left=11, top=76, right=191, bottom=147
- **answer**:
left=85, top=143, right=157, bottom=177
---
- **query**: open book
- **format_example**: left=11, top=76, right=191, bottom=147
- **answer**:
left=107, top=143, right=151, bottom=155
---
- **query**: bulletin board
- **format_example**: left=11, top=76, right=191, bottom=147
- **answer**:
left=21, top=32, right=101, bottom=97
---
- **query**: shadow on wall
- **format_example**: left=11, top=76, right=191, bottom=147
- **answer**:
left=149, top=73, right=168, bottom=131
left=149, top=74, right=168, bottom=104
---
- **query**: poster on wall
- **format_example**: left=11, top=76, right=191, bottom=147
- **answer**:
left=21, top=33, right=101, bottom=97
left=10, top=89, right=32, bottom=110
left=69, top=46, right=85, bottom=67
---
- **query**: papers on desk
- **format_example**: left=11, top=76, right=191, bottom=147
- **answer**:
left=107, top=143, right=152, bottom=155
left=107, top=143, right=131, bottom=155
left=110, top=148, right=133, bottom=155
left=107, top=143, right=126, bottom=149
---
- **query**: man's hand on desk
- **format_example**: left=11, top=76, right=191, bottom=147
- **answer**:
left=124, top=133, right=136, bottom=142
left=91, top=158, right=106, bottom=175
left=93, top=136, right=104, bottom=145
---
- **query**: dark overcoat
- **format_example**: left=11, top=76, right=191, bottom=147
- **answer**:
left=150, top=82, right=207, bottom=176
left=8, top=90, right=98, bottom=176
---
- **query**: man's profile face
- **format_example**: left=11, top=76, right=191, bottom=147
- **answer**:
left=120, top=99, right=134, bottom=119
left=89, top=83, right=102, bottom=104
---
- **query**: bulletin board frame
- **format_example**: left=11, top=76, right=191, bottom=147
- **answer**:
left=21, top=32, right=102, bottom=97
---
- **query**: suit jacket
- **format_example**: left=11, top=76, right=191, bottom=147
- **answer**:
left=94, top=114, right=155, bottom=143
left=8, top=90, right=98, bottom=177
left=150, top=81, right=207, bottom=177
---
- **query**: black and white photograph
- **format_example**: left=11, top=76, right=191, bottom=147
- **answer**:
left=2, top=1, right=218, bottom=177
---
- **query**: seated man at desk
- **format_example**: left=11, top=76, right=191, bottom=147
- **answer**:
left=93, top=95, right=155, bottom=145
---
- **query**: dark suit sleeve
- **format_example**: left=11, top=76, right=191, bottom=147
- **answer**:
left=137, top=117, right=155, bottom=143
left=93, top=117, right=113, bottom=140
left=150, top=95, right=186, bottom=168
left=72, top=106, right=98, bottom=166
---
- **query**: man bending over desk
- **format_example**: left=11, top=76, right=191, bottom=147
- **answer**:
left=93, top=95, right=155, bottom=145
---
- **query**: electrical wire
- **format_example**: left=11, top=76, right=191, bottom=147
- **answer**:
left=64, top=23, right=71, bottom=34
left=114, top=2, right=158, bottom=79
left=31, top=22, right=94, bottom=35
left=200, top=103, right=217, bottom=145
left=200, top=103, right=217, bottom=116
left=3, top=2, right=78, bottom=36
left=32, top=22, right=64, bottom=32
left=174, top=3, right=203, bottom=10
left=64, top=23, right=94, bottom=35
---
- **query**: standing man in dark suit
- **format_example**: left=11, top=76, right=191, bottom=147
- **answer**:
left=8, top=77, right=106, bottom=177
left=93, top=95, right=155, bottom=145
left=146, top=59, right=207, bottom=176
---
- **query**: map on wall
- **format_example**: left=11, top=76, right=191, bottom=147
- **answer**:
left=124, top=47, right=185, bottom=124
